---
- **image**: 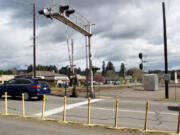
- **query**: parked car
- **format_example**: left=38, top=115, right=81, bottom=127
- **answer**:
left=0, top=77, right=51, bottom=100
left=58, top=83, right=68, bottom=88
left=93, top=81, right=103, bottom=85
left=114, top=81, right=121, bottom=85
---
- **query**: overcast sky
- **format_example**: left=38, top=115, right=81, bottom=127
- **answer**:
left=0, top=0, right=180, bottom=71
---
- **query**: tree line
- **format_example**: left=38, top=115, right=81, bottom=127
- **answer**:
left=27, top=64, right=86, bottom=76
left=0, top=70, right=13, bottom=75
left=1, top=62, right=179, bottom=81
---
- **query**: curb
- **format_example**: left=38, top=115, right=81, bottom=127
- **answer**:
left=0, top=113, right=177, bottom=135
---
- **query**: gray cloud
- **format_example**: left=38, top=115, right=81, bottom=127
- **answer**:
left=0, top=0, right=179, bottom=71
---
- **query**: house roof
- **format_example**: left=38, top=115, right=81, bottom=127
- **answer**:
left=26, top=71, right=67, bottom=77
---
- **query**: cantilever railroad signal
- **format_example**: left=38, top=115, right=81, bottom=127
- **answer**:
left=39, top=4, right=95, bottom=98
left=38, top=4, right=92, bottom=36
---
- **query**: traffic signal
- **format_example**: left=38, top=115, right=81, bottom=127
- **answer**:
left=39, top=8, right=52, bottom=19
left=139, top=52, right=143, bottom=59
left=138, top=52, right=143, bottom=70
left=59, top=5, right=69, bottom=13
left=139, top=63, right=143, bottom=70
left=65, top=10, right=75, bottom=17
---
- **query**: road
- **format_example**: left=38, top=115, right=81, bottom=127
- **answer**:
left=0, top=116, right=163, bottom=135
left=0, top=95, right=179, bottom=132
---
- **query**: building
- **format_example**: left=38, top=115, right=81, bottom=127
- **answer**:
left=45, top=75, right=69, bottom=84
left=26, top=71, right=69, bottom=85
left=0, top=75, right=15, bottom=84
left=76, top=74, right=86, bottom=83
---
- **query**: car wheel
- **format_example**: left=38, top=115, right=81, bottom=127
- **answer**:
left=24, top=92, right=30, bottom=101
left=37, top=95, right=43, bottom=100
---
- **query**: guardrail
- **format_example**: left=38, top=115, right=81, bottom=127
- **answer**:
left=0, top=92, right=178, bottom=135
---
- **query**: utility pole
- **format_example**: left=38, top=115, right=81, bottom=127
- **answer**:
left=71, top=39, right=78, bottom=97
left=33, top=3, right=36, bottom=78
left=162, top=2, right=169, bottom=99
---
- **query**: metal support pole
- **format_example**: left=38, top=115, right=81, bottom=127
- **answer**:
left=162, top=2, right=169, bottom=99
left=144, top=101, right=149, bottom=131
left=85, top=36, right=89, bottom=97
left=5, top=92, right=7, bottom=115
left=41, top=95, right=46, bottom=119
left=63, top=96, right=67, bottom=121
left=33, top=3, right=36, bottom=78
left=177, top=104, right=180, bottom=134
left=88, top=35, right=94, bottom=98
left=71, top=39, right=78, bottom=97
left=22, top=93, right=25, bottom=117
left=114, top=99, right=119, bottom=128
left=88, top=97, right=91, bottom=124
left=175, top=83, right=177, bottom=101
left=64, top=85, right=67, bottom=96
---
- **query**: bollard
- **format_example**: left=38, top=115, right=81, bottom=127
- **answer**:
left=63, top=96, right=67, bottom=122
left=88, top=97, right=91, bottom=125
left=4, top=92, right=7, bottom=115
left=114, top=99, right=119, bottom=127
left=144, top=100, right=149, bottom=131
left=177, top=104, right=180, bottom=134
left=41, top=95, right=46, bottom=119
left=22, top=93, right=25, bottom=117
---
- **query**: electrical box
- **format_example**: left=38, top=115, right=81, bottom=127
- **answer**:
left=143, top=74, right=158, bottom=91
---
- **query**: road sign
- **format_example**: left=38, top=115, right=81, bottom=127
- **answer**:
left=163, top=74, right=171, bottom=81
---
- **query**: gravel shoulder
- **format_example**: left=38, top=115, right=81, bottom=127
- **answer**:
left=51, top=84, right=180, bottom=101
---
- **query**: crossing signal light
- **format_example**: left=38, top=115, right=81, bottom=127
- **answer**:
left=38, top=8, right=52, bottom=19
left=65, top=10, right=75, bottom=17
left=59, top=5, right=69, bottom=13
left=139, top=63, right=143, bottom=70
left=139, top=52, right=143, bottom=59
left=39, top=10, right=44, bottom=15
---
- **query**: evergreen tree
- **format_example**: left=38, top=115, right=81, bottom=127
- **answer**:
left=27, top=65, right=33, bottom=72
left=119, top=63, right=126, bottom=78
left=102, top=61, right=106, bottom=76
left=105, top=61, right=115, bottom=72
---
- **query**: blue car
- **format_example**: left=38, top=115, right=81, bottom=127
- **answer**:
left=0, top=77, right=51, bottom=100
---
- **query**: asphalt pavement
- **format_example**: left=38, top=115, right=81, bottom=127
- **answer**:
left=0, top=116, right=165, bottom=135
left=0, top=94, right=179, bottom=132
